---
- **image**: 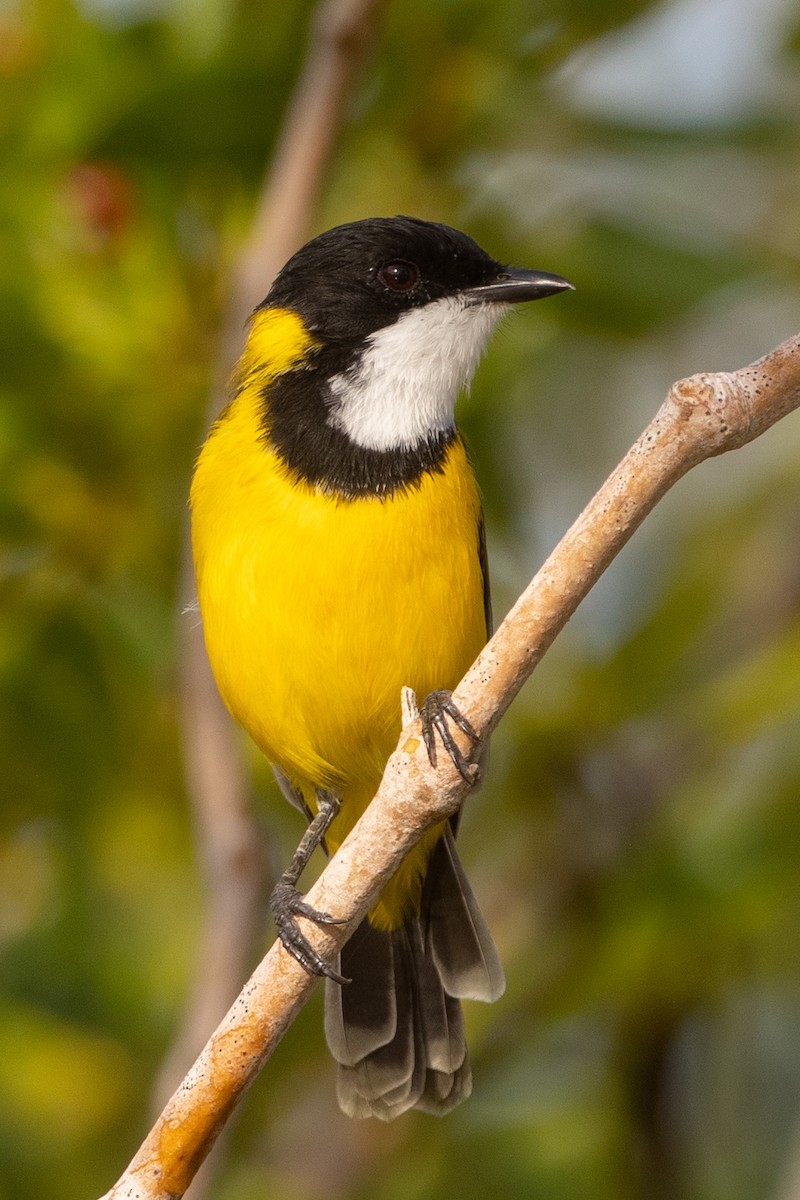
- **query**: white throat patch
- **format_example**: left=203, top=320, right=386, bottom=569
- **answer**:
left=326, top=296, right=508, bottom=451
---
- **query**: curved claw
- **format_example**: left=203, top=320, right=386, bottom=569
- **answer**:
left=271, top=880, right=350, bottom=985
left=418, top=689, right=479, bottom=782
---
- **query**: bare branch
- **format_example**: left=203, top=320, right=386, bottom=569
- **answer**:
left=101, top=333, right=800, bottom=1199
left=455, top=335, right=800, bottom=741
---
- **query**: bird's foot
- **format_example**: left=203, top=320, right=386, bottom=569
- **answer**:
left=270, top=879, right=349, bottom=984
left=271, top=787, right=349, bottom=984
left=418, top=689, right=480, bottom=783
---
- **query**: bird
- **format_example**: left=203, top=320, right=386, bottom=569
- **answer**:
left=189, top=215, right=572, bottom=1119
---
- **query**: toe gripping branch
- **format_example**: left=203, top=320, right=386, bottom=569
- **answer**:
left=418, top=689, right=480, bottom=783
left=270, top=788, right=349, bottom=985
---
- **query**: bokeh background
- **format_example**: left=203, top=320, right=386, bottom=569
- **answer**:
left=4, top=0, right=800, bottom=1197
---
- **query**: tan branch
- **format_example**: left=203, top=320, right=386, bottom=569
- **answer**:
left=456, top=340, right=800, bottom=739
left=104, top=335, right=800, bottom=1199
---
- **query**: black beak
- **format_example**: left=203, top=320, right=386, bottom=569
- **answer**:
left=465, top=267, right=574, bottom=305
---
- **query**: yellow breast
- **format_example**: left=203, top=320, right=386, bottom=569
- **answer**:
left=190, top=309, right=487, bottom=922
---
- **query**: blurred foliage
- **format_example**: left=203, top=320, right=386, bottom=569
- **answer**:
left=3, top=0, right=800, bottom=1198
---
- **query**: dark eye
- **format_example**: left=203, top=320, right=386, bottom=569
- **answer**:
left=379, top=260, right=419, bottom=292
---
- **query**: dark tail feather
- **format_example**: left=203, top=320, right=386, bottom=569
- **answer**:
left=324, top=826, right=504, bottom=1120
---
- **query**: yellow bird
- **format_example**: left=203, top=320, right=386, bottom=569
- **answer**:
left=190, top=216, right=571, bottom=1119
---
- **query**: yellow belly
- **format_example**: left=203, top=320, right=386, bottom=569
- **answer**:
left=190, top=318, right=486, bottom=927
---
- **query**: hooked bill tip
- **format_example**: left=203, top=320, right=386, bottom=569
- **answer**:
left=466, top=268, right=574, bottom=305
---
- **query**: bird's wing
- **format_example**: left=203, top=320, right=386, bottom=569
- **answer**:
left=478, top=510, right=492, bottom=639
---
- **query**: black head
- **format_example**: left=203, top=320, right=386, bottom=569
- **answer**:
left=252, top=217, right=571, bottom=499
left=262, top=216, right=570, bottom=346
